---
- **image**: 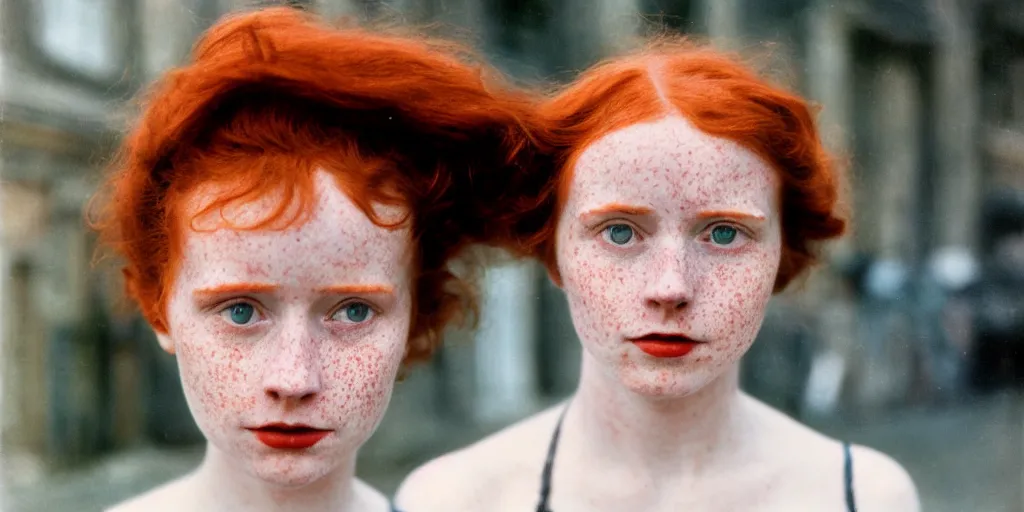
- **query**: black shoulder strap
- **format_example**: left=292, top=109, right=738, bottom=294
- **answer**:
left=536, top=404, right=571, bottom=512
left=843, top=442, right=857, bottom=512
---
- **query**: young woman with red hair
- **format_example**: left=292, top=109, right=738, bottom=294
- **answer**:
left=397, top=40, right=920, bottom=512
left=90, top=7, right=545, bottom=512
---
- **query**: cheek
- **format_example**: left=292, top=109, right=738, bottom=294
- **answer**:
left=176, top=331, right=259, bottom=416
left=558, top=242, right=639, bottom=341
left=324, top=346, right=388, bottom=414
left=559, top=241, right=620, bottom=308
left=703, top=249, right=780, bottom=339
left=320, top=326, right=406, bottom=420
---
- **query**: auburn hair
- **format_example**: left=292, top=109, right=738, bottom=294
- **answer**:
left=88, top=6, right=548, bottom=363
left=530, top=39, right=848, bottom=292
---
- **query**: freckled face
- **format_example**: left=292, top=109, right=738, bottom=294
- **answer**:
left=555, top=117, right=782, bottom=397
left=161, top=171, right=412, bottom=487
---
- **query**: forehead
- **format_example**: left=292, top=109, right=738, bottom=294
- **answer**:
left=177, top=171, right=411, bottom=285
left=567, top=116, right=780, bottom=212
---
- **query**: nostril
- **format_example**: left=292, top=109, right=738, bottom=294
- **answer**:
left=264, top=386, right=318, bottom=401
left=646, top=297, right=689, bottom=309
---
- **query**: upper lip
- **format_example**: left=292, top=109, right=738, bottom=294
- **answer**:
left=247, top=422, right=332, bottom=432
left=628, top=332, right=703, bottom=343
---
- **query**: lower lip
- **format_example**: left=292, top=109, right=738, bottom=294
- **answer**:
left=251, top=429, right=331, bottom=450
left=632, top=340, right=698, bottom=358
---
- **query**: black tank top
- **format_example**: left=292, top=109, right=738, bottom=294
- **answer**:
left=535, top=406, right=858, bottom=512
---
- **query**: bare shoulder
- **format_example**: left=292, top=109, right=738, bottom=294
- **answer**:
left=741, top=395, right=918, bottom=511
left=395, top=404, right=566, bottom=512
left=104, top=474, right=195, bottom=512
left=848, top=444, right=920, bottom=512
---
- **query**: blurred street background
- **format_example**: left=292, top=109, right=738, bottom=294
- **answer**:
left=1, top=0, right=1023, bottom=510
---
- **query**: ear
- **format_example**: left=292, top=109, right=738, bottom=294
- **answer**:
left=155, top=331, right=176, bottom=355
left=543, top=256, right=563, bottom=289
left=546, top=267, right=563, bottom=289
left=125, top=270, right=177, bottom=355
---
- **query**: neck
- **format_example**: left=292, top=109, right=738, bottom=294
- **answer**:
left=565, top=353, right=752, bottom=477
left=191, top=444, right=364, bottom=512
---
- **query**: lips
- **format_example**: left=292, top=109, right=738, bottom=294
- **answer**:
left=628, top=333, right=702, bottom=358
left=247, top=423, right=333, bottom=450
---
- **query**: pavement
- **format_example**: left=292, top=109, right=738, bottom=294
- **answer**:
left=2, top=392, right=1021, bottom=512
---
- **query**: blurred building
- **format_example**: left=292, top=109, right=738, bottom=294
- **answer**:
left=0, top=0, right=1021, bottom=479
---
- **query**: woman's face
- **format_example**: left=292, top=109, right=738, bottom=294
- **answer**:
left=158, top=170, right=412, bottom=487
left=555, top=116, right=782, bottom=397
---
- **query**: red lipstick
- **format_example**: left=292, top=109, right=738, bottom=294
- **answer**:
left=629, top=333, right=701, bottom=358
left=248, top=423, right=332, bottom=450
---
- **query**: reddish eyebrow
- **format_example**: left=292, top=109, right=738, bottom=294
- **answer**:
left=697, top=210, right=767, bottom=222
left=580, top=203, right=655, bottom=218
left=192, top=282, right=278, bottom=299
left=316, top=284, right=394, bottom=295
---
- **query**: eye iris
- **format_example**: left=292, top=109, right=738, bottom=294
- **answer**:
left=346, top=303, right=370, bottom=323
left=711, top=226, right=738, bottom=245
left=229, top=304, right=254, bottom=324
left=608, top=224, right=634, bottom=245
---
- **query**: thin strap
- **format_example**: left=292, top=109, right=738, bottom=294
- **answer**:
left=536, top=404, right=571, bottom=512
left=843, top=442, right=857, bottom=512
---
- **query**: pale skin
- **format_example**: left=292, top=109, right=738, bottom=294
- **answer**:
left=108, top=171, right=410, bottom=512
left=396, top=117, right=920, bottom=512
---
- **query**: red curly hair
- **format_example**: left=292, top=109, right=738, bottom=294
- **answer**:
left=89, top=7, right=547, bottom=363
left=529, top=39, right=848, bottom=291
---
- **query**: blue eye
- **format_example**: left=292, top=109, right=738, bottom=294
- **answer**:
left=223, top=303, right=257, bottom=325
left=335, top=302, right=373, bottom=323
left=710, top=225, right=738, bottom=245
left=604, top=224, right=635, bottom=245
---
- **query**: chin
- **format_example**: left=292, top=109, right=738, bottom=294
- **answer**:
left=613, top=358, right=728, bottom=399
left=246, top=454, right=337, bottom=488
left=619, top=370, right=706, bottom=398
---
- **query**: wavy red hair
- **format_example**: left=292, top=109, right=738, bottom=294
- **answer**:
left=88, top=7, right=547, bottom=363
left=530, top=39, right=847, bottom=291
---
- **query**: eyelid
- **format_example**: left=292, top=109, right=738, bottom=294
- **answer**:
left=593, top=218, right=646, bottom=239
left=209, top=296, right=263, bottom=314
left=216, top=299, right=267, bottom=326
left=699, top=222, right=756, bottom=248
left=702, top=220, right=755, bottom=238
left=326, top=298, right=380, bottom=321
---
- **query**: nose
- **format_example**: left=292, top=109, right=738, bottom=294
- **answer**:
left=262, top=322, right=322, bottom=402
left=643, top=241, right=693, bottom=312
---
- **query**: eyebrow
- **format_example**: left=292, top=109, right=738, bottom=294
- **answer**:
left=316, top=284, right=394, bottom=295
left=696, top=210, right=767, bottom=222
left=192, top=282, right=278, bottom=300
left=192, top=283, right=395, bottom=301
left=580, top=203, right=655, bottom=219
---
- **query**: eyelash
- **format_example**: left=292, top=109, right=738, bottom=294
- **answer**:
left=593, top=221, right=753, bottom=248
left=595, top=220, right=645, bottom=246
left=700, top=222, right=753, bottom=247
left=211, top=298, right=381, bottom=327
left=216, top=298, right=265, bottom=328
left=326, top=299, right=380, bottom=325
